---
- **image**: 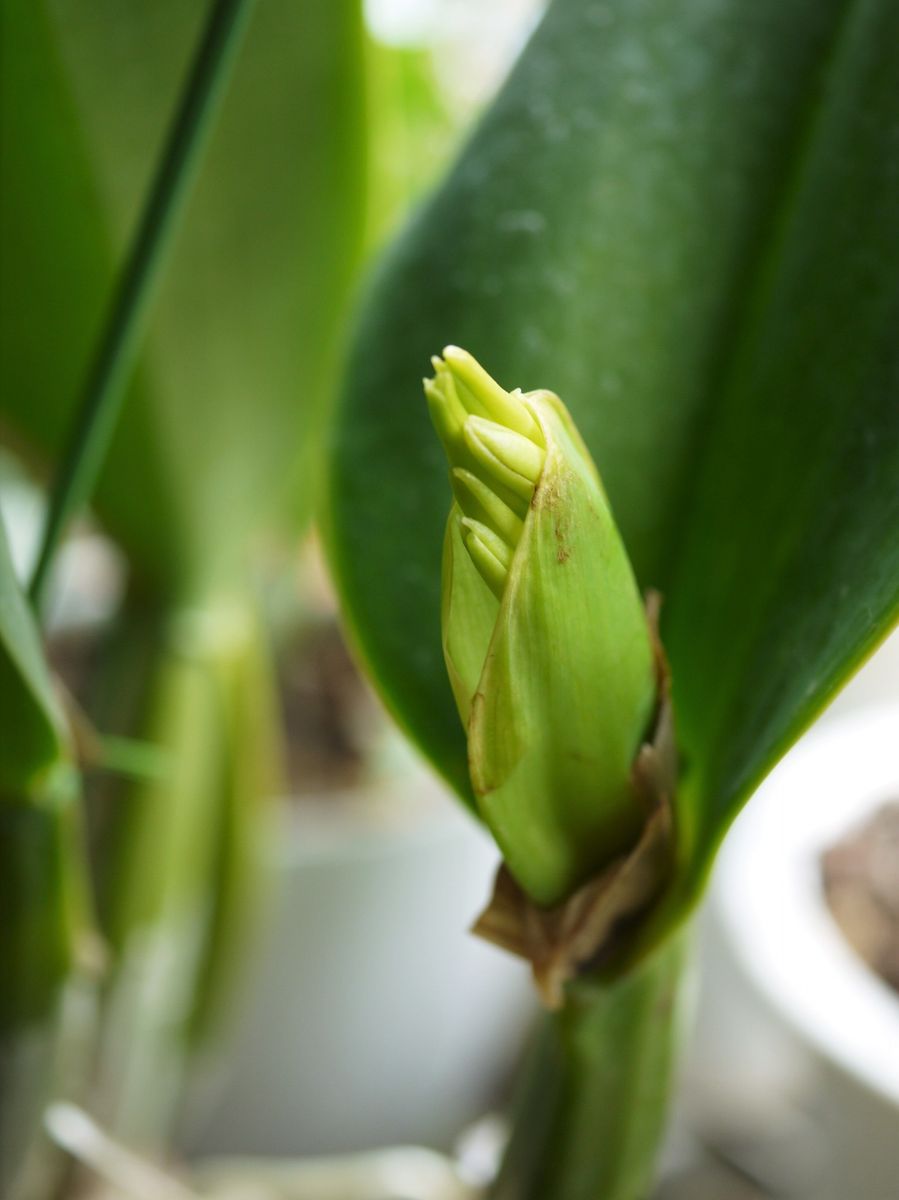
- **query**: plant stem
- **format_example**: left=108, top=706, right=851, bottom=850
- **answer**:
left=27, top=0, right=255, bottom=614
left=89, top=592, right=281, bottom=1146
left=491, top=928, right=691, bottom=1200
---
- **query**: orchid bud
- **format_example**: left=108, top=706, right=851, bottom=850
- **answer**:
left=426, top=347, right=658, bottom=907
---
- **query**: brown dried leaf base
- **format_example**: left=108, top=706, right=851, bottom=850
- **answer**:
left=472, top=592, right=678, bottom=1008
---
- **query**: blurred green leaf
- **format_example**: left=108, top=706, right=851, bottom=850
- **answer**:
left=326, top=0, right=899, bottom=920
left=0, top=517, right=66, bottom=794
left=363, top=38, right=458, bottom=251
left=1, top=0, right=367, bottom=599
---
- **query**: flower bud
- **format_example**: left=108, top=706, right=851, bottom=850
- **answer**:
left=426, top=347, right=657, bottom=907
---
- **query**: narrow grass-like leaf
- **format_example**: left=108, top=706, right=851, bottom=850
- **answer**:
left=1, top=0, right=367, bottom=600
left=25, top=0, right=255, bottom=609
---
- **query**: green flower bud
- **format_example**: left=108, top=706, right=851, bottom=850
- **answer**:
left=426, top=347, right=658, bottom=907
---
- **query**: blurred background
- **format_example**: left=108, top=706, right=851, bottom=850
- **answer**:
left=1, top=2, right=897, bottom=1198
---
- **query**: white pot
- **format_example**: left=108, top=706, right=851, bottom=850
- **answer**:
left=714, top=704, right=899, bottom=1199
left=180, top=772, right=535, bottom=1159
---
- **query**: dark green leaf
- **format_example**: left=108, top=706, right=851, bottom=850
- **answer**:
left=663, top=0, right=899, bottom=893
left=326, top=0, right=899, bottom=917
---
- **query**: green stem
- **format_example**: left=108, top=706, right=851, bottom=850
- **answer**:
left=27, top=0, right=255, bottom=613
left=492, top=929, right=691, bottom=1200
left=88, top=592, right=280, bottom=1146
left=0, top=767, right=94, bottom=1200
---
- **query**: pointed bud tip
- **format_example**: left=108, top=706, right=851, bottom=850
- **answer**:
left=441, top=344, right=472, bottom=367
left=440, top=346, right=542, bottom=443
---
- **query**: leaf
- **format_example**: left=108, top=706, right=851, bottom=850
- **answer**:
left=0, top=0, right=367, bottom=598
left=0, top=0, right=112, bottom=517
left=0, top=515, right=66, bottom=794
left=662, top=0, right=899, bottom=889
left=326, top=0, right=899, bottom=921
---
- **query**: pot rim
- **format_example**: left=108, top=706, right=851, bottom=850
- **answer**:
left=715, top=703, right=899, bottom=1106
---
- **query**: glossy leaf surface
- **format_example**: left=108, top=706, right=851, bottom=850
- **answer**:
left=327, top=0, right=899, bottom=916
